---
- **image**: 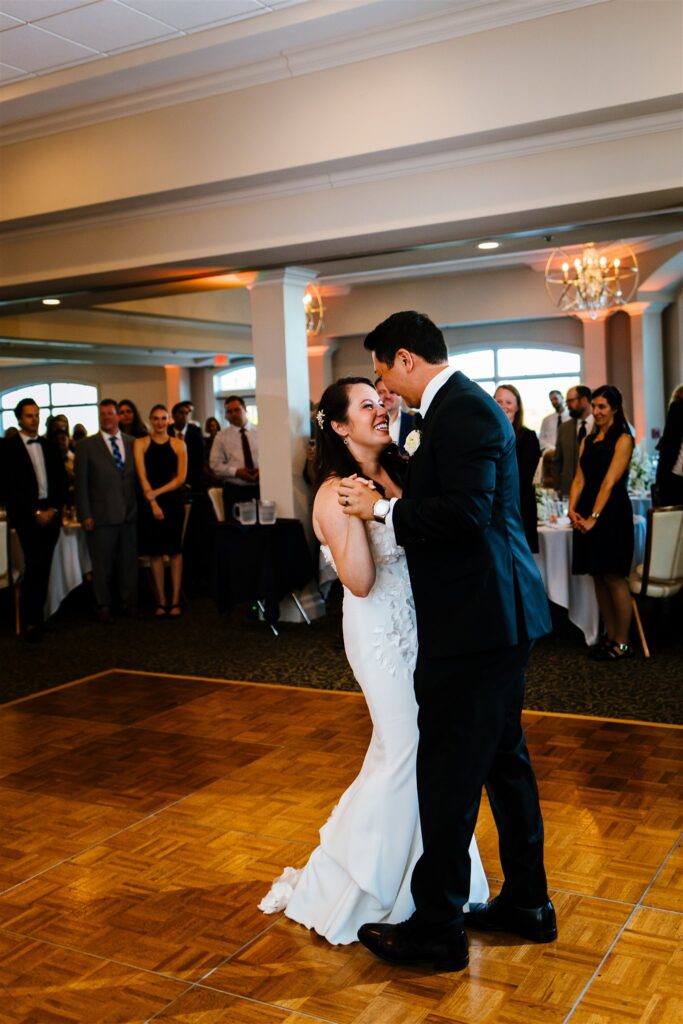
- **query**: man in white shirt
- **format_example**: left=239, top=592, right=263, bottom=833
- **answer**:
left=553, top=385, right=595, bottom=495
left=375, top=377, right=415, bottom=454
left=538, top=390, right=570, bottom=453
left=210, top=395, right=260, bottom=515
left=3, top=398, right=68, bottom=641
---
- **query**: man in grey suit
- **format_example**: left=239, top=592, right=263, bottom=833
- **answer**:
left=553, top=385, right=594, bottom=496
left=75, top=398, right=138, bottom=622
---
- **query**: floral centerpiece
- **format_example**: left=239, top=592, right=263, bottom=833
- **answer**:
left=628, top=445, right=656, bottom=494
left=535, top=485, right=556, bottom=523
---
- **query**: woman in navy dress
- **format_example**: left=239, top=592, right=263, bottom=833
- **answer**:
left=134, top=405, right=187, bottom=617
left=569, top=385, right=634, bottom=659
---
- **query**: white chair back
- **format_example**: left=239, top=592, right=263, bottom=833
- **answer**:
left=648, top=506, right=683, bottom=583
left=208, top=487, right=225, bottom=523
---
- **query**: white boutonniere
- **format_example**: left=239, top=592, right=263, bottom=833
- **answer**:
left=404, top=429, right=422, bottom=456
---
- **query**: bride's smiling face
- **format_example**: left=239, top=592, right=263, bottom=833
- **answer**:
left=333, top=383, right=390, bottom=449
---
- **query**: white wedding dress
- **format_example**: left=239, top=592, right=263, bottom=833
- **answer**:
left=259, top=520, right=489, bottom=944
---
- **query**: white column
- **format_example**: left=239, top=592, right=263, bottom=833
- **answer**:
left=164, top=365, right=182, bottom=409
left=628, top=298, right=668, bottom=451
left=249, top=267, right=325, bottom=622
left=577, top=313, right=608, bottom=388
left=307, top=340, right=337, bottom=406
left=248, top=267, right=312, bottom=521
left=189, top=367, right=217, bottom=427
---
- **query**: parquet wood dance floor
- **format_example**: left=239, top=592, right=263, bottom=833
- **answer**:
left=0, top=669, right=681, bottom=1023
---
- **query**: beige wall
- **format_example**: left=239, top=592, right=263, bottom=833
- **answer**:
left=332, top=317, right=583, bottom=383
left=0, top=362, right=168, bottom=426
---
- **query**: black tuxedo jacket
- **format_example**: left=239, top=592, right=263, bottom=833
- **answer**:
left=4, top=434, right=69, bottom=526
left=168, top=422, right=204, bottom=489
left=656, top=401, right=683, bottom=481
left=393, top=372, right=551, bottom=658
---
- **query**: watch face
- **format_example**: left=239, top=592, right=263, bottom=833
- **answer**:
left=374, top=499, right=390, bottom=517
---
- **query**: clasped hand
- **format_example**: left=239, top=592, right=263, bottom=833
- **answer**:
left=337, top=474, right=377, bottom=519
left=569, top=511, right=596, bottom=534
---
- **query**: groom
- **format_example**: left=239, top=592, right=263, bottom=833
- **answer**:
left=339, top=311, right=556, bottom=971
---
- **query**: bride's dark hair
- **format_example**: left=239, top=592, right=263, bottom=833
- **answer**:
left=314, top=377, right=406, bottom=494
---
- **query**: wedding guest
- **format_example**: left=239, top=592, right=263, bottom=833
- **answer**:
left=210, top=395, right=260, bottom=512
left=538, top=389, right=570, bottom=452
left=72, top=423, right=88, bottom=444
left=375, top=377, right=414, bottom=454
left=74, top=399, right=138, bottom=623
left=204, top=416, right=221, bottom=459
left=53, top=428, right=75, bottom=507
left=4, top=398, right=69, bottom=642
left=553, top=385, right=594, bottom=495
left=570, top=385, right=634, bottom=659
left=655, top=384, right=683, bottom=506
left=135, top=405, right=187, bottom=617
left=168, top=401, right=204, bottom=490
left=494, top=384, right=540, bottom=553
left=118, top=398, right=148, bottom=439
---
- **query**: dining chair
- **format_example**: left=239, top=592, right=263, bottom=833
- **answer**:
left=628, top=505, right=683, bottom=657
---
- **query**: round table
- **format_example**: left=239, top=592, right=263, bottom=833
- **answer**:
left=534, top=517, right=646, bottom=645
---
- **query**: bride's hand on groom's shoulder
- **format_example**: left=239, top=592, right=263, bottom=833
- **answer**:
left=338, top=475, right=377, bottom=520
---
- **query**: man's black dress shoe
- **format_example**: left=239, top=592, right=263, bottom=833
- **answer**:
left=464, top=896, right=557, bottom=943
left=357, top=920, right=469, bottom=971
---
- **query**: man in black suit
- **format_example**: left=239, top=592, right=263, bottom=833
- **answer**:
left=340, top=311, right=555, bottom=970
left=74, top=399, right=138, bottom=622
left=4, top=398, right=69, bottom=642
left=655, top=396, right=683, bottom=506
left=168, top=401, right=205, bottom=491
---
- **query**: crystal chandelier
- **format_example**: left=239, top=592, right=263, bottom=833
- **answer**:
left=545, top=242, right=638, bottom=319
left=303, top=284, right=325, bottom=335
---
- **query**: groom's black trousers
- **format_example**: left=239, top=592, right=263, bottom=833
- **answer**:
left=410, top=639, right=548, bottom=928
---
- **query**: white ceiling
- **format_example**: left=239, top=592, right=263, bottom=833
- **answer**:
left=0, top=0, right=302, bottom=82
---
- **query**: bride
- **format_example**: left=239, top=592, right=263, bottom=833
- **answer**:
left=259, top=377, right=488, bottom=944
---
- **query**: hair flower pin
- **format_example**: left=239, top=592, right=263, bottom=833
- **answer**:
left=315, top=409, right=325, bottom=430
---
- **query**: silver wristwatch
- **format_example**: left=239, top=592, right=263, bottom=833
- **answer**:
left=373, top=498, right=391, bottom=524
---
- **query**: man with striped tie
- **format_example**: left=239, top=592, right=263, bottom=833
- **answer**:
left=74, top=399, right=138, bottom=623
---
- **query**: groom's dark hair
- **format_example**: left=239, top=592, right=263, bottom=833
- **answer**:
left=364, top=311, right=448, bottom=368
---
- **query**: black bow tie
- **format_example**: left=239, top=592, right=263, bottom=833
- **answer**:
left=27, top=438, right=41, bottom=445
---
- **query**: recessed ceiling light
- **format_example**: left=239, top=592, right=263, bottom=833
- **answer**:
left=42, top=298, right=61, bottom=306
left=477, top=241, right=500, bottom=250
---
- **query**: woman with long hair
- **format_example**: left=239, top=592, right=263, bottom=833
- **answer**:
left=118, top=398, right=148, bottom=439
left=134, top=404, right=187, bottom=617
left=494, top=383, right=541, bottom=553
left=260, top=377, right=488, bottom=943
left=569, top=385, right=635, bottom=658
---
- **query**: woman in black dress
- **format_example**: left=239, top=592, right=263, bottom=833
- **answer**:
left=569, top=385, right=634, bottom=659
left=494, top=383, right=541, bottom=553
left=134, top=405, right=187, bottom=617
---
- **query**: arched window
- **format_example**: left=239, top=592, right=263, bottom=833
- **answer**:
left=213, top=365, right=257, bottom=424
left=1, top=382, right=99, bottom=436
left=448, top=346, right=581, bottom=433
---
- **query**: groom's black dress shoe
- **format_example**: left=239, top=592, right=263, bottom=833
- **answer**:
left=464, top=896, right=557, bottom=943
left=357, top=920, right=469, bottom=971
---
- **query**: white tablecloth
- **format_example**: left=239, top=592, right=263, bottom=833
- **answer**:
left=45, top=524, right=92, bottom=618
left=629, top=494, right=651, bottom=518
left=534, top=517, right=647, bottom=645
